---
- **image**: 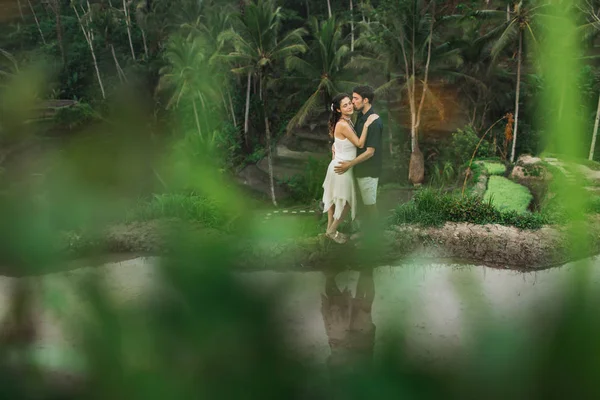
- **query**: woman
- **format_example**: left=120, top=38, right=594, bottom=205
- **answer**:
left=322, top=93, right=379, bottom=244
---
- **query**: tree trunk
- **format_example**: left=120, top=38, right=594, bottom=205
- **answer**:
left=27, top=0, right=46, bottom=45
left=361, top=0, right=365, bottom=21
left=350, top=0, right=354, bottom=52
left=192, top=97, right=203, bottom=138
left=386, top=73, right=393, bottom=156
left=244, top=71, right=251, bottom=148
left=55, top=10, right=65, bottom=65
left=260, top=73, right=277, bottom=207
left=590, top=91, right=600, bottom=160
left=123, top=0, right=136, bottom=60
left=141, top=28, right=149, bottom=58
left=408, top=145, right=425, bottom=185
left=326, top=0, right=332, bottom=18
left=305, top=0, right=309, bottom=18
left=111, top=44, right=127, bottom=83
left=387, top=115, right=394, bottom=156
left=264, top=114, right=277, bottom=207
left=16, top=0, right=24, bottom=20
left=47, top=0, right=65, bottom=65
left=72, top=4, right=105, bottom=99
left=409, top=1, right=434, bottom=185
left=228, top=91, right=237, bottom=127
left=510, top=31, right=522, bottom=163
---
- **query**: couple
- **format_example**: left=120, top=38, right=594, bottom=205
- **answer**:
left=322, top=85, right=382, bottom=244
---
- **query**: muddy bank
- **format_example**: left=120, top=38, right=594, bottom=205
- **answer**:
left=45, top=217, right=600, bottom=274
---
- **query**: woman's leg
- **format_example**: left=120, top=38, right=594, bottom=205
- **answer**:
left=327, top=202, right=351, bottom=234
left=327, top=206, right=335, bottom=232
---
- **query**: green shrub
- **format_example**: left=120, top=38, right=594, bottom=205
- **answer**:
left=212, top=121, right=243, bottom=170
left=281, top=157, right=329, bottom=203
left=391, top=188, right=547, bottom=230
left=53, top=102, right=98, bottom=129
left=430, top=161, right=457, bottom=186
left=246, top=147, right=266, bottom=164
left=451, top=126, right=493, bottom=165
left=484, top=176, right=533, bottom=213
left=127, top=193, right=234, bottom=229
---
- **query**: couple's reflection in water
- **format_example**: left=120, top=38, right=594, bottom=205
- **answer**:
left=321, top=268, right=375, bottom=374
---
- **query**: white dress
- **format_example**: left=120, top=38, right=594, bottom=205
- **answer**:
left=322, top=134, right=357, bottom=221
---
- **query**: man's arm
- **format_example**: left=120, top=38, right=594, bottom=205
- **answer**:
left=334, top=121, right=381, bottom=174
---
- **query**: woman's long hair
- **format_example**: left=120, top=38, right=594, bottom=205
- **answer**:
left=328, top=93, right=350, bottom=139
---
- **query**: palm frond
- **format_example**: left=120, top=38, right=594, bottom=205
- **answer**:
left=491, top=19, right=519, bottom=60
left=345, top=55, right=385, bottom=71
left=375, top=78, right=404, bottom=98
left=285, top=88, right=323, bottom=134
left=285, top=56, right=317, bottom=77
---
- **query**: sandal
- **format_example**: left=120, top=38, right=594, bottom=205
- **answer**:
left=326, top=230, right=347, bottom=244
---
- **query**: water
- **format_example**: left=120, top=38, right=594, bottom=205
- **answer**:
left=1, top=256, right=599, bottom=379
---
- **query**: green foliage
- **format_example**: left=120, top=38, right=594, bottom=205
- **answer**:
left=246, top=147, right=266, bottom=164
left=212, top=121, right=243, bottom=170
left=484, top=176, right=533, bottom=213
left=451, top=126, right=492, bottom=166
left=521, top=164, right=544, bottom=177
left=5, top=4, right=600, bottom=399
left=280, top=157, right=329, bottom=203
left=53, top=102, right=98, bottom=129
left=481, top=162, right=506, bottom=176
left=284, top=17, right=352, bottom=131
left=127, top=192, right=234, bottom=229
left=391, top=188, right=547, bottom=230
left=430, top=161, right=456, bottom=187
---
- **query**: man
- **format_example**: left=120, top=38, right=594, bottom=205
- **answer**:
left=334, top=85, right=383, bottom=237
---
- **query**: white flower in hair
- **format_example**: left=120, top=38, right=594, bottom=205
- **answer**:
left=330, top=103, right=334, bottom=111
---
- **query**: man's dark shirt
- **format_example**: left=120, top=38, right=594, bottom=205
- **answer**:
left=353, top=107, right=383, bottom=178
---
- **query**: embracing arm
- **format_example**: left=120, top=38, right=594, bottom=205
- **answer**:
left=348, top=147, right=375, bottom=167
left=334, top=147, right=375, bottom=175
left=338, top=115, right=379, bottom=149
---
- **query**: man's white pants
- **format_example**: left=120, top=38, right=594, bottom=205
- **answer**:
left=356, top=177, right=379, bottom=206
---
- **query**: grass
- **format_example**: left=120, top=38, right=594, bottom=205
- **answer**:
left=127, top=193, right=235, bottom=229
left=126, top=192, right=326, bottom=238
left=484, top=176, right=533, bottom=213
left=391, top=188, right=547, bottom=230
left=481, top=162, right=506, bottom=176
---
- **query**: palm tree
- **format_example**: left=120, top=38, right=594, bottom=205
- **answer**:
left=178, top=5, right=238, bottom=128
left=354, top=0, right=460, bottom=184
left=158, top=35, right=220, bottom=139
left=445, top=17, right=502, bottom=130
left=474, top=0, right=548, bottom=163
left=284, top=17, right=353, bottom=132
left=220, top=0, right=307, bottom=206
